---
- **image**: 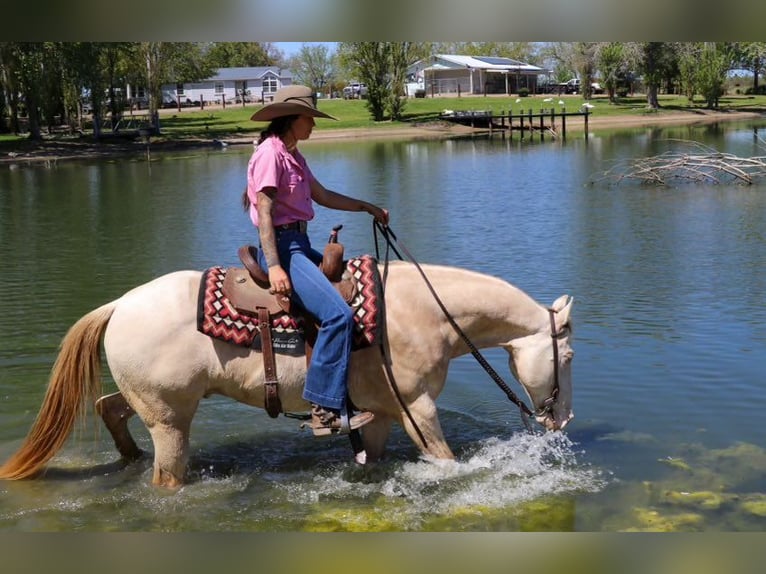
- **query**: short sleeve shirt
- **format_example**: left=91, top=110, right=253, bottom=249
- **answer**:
left=246, top=135, right=316, bottom=227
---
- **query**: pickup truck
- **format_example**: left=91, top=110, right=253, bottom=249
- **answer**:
left=342, top=82, right=368, bottom=99
left=558, top=79, right=604, bottom=94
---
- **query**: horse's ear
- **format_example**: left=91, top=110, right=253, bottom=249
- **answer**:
left=551, top=295, right=573, bottom=326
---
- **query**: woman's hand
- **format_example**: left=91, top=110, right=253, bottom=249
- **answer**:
left=268, top=265, right=292, bottom=296
left=366, top=204, right=390, bottom=225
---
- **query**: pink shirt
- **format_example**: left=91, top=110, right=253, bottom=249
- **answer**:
left=246, top=135, right=316, bottom=227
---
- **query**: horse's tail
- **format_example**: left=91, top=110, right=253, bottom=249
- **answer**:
left=0, top=300, right=117, bottom=480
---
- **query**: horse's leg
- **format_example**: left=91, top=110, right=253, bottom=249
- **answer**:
left=122, top=390, right=199, bottom=489
left=94, top=391, right=143, bottom=461
left=146, top=416, right=193, bottom=489
left=361, top=416, right=393, bottom=462
left=400, top=394, right=455, bottom=460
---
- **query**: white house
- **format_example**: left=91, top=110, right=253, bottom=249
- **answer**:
left=160, top=67, right=293, bottom=106
left=407, top=55, right=547, bottom=96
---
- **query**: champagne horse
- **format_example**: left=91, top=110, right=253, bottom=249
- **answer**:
left=0, top=261, right=574, bottom=488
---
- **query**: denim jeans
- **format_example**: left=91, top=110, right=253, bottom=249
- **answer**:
left=257, top=229, right=354, bottom=411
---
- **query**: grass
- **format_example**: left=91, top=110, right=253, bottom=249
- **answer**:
left=2, top=93, right=765, bottom=148
left=158, top=93, right=766, bottom=140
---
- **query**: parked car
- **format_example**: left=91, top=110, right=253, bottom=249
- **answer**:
left=558, top=78, right=580, bottom=94
left=343, top=82, right=368, bottom=99
left=590, top=82, right=605, bottom=94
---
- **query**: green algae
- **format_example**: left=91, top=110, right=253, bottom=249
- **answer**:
left=658, top=456, right=692, bottom=472
left=660, top=489, right=732, bottom=511
left=740, top=494, right=766, bottom=517
left=303, top=504, right=405, bottom=532
left=624, top=506, right=705, bottom=532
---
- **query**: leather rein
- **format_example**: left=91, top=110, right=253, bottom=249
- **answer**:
left=372, top=222, right=564, bottom=436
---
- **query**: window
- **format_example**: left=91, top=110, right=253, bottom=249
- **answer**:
left=214, top=82, right=224, bottom=94
left=176, top=83, right=184, bottom=96
left=263, top=77, right=278, bottom=93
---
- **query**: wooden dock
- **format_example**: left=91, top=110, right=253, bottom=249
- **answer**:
left=439, top=108, right=591, bottom=140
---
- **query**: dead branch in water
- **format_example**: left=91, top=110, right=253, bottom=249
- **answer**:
left=595, top=139, right=766, bottom=186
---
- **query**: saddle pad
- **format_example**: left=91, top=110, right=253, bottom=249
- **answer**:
left=197, top=266, right=305, bottom=356
left=196, top=256, right=383, bottom=354
left=347, top=255, right=383, bottom=348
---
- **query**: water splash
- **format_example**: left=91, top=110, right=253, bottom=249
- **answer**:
left=279, top=432, right=606, bottom=529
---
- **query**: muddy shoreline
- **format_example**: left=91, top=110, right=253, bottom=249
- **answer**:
left=1, top=109, right=763, bottom=166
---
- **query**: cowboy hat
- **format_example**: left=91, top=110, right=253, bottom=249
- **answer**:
left=249, top=85, right=337, bottom=122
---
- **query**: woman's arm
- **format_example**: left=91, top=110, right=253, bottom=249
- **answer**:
left=256, top=187, right=292, bottom=295
left=310, top=178, right=389, bottom=224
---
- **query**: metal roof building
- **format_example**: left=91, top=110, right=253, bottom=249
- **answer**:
left=408, top=54, right=547, bottom=96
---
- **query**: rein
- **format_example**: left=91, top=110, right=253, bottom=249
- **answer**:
left=373, top=223, right=564, bottom=433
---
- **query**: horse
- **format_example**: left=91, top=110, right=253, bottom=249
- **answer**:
left=0, top=261, right=574, bottom=489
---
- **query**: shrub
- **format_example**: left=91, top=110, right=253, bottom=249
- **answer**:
left=518, top=87, right=530, bottom=97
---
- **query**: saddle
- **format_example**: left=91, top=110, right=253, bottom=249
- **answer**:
left=221, top=227, right=359, bottom=418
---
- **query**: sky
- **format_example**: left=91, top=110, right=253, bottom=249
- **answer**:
left=273, top=42, right=337, bottom=57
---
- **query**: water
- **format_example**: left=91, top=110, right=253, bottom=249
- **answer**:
left=1, top=119, right=766, bottom=531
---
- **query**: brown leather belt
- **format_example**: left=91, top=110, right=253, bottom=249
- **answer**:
left=275, top=221, right=307, bottom=233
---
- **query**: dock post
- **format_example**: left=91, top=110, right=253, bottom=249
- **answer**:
left=509, top=110, right=513, bottom=140
left=562, top=109, right=567, bottom=140
left=520, top=110, right=524, bottom=140
left=584, top=109, right=589, bottom=138
left=539, top=111, right=544, bottom=142
left=550, top=108, right=555, bottom=137
left=499, top=111, right=505, bottom=139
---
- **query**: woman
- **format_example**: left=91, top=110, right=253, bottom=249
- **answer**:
left=244, top=85, right=389, bottom=437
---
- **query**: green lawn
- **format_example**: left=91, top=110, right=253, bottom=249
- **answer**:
left=2, top=93, right=765, bottom=146
left=159, top=93, right=766, bottom=140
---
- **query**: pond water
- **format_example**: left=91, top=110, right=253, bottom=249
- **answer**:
left=1, top=118, right=766, bottom=531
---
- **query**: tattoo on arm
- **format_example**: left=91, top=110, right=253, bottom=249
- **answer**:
left=256, top=190, right=281, bottom=268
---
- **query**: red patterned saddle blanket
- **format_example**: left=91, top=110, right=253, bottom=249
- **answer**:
left=196, top=256, right=383, bottom=356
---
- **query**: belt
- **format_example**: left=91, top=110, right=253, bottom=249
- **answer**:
left=274, top=221, right=308, bottom=233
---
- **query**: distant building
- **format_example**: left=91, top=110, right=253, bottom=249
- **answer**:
left=160, top=67, right=293, bottom=106
left=407, top=55, right=547, bottom=96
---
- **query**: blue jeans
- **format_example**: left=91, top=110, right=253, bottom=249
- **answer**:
left=257, top=230, right=354, bottom=411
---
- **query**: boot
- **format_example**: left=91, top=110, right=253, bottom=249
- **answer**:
left=310, top=404, right=374, bottom=437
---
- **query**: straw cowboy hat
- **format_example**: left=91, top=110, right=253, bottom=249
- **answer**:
left=249, top=85, right=337, bottom=122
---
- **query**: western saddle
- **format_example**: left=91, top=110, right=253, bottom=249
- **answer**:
left=221, top=226, right=358, bottom=418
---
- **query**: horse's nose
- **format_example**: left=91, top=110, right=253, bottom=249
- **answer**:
left=556, top=411, right=574, bottom=430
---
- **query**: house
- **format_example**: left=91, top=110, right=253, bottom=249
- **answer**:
left=160, top=67, right=293, bottom=106
left=407, top=55, right=547, bottom=96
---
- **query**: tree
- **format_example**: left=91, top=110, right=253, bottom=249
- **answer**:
left=637, top=42, right=678, bottom=109
left=697, top=43, right=730, bottom=109
left=340, top=42, right=391, bottom=121
left=10, top=43, right=47, bottom=140
left=138, top=42, right=212, bottom=133
left=735, top=42, right=766, bottom=93
left=677, top=43, right=701, bottom=102
left=571, top=42, right=599, bottom=99
left=339, top=42, right=416, bottom=122
left=0, top=43, right=22, bottom=134
left=290, top=44, right=336, bottom=95
left=204, top=42, right=274, bottom=68
left=596, top=42, right=625, bottom=102
left=64, top=42, right=110, bottom=138
left=387, top=42, right=411, bottom=121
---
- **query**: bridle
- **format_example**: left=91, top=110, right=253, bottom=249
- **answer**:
left=535, top=308, right=568, bottom=419
left=373, top=223, right=568, bottom=437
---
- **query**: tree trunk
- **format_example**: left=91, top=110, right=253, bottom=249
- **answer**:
left=24, top=89, right=42, bottom=140
left=646, top=84, right=660, bottom=109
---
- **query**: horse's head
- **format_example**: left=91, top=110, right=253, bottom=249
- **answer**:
left=504, top=294, right=574, bottom=432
